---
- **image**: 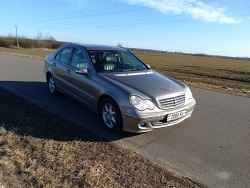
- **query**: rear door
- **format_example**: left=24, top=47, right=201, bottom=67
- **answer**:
left=51, top=47, right=74, bottom=92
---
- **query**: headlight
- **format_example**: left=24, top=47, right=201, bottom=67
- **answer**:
left=185, top=86, right=193, bottom=103
left=130, top=95, right=155, bottom=111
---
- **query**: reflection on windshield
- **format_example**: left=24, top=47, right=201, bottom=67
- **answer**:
left=87, top=50, right=149, bottom=73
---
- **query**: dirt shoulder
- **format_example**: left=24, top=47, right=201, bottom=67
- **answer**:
left=0, top=87, right=204, bottom=187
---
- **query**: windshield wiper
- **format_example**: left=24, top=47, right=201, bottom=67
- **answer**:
left=99, top=69, right=124, bottom=73
left=126, top=68, right=144, bottom=71
left=99, top=68, right=144, bottom=73
left=111, top=69, right=124, bottom=72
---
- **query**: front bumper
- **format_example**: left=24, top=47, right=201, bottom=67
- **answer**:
left=121, top=99, right=196, bottom=133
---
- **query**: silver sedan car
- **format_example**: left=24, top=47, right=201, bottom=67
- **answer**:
left=44, top=43, right=196, bottom=133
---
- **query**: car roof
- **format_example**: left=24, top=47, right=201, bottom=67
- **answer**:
left=64, top=43, right=125, bottom=51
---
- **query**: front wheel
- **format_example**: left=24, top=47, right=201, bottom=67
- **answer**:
left=48, top=74, right=58, bottom=95
left=101, top=98, right=123, bottom=133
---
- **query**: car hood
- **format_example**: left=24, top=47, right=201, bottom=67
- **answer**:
left=100, top=70, right=186, bottom=99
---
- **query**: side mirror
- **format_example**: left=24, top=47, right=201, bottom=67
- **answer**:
left=75, top=68, right=89, bottom=75
left=146, top=64, right=150, bottom=69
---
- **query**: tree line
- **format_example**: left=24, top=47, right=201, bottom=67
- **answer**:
left=0, top=32, right=65, bottom=49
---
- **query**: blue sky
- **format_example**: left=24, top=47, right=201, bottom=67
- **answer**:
left=0, top=0, right=250, bottom=57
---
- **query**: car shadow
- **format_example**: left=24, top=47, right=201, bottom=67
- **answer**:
left=0, top=81, right=139, bottom=143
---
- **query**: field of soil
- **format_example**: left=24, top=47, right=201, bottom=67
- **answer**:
left=1, top=47, right=249, bottom=97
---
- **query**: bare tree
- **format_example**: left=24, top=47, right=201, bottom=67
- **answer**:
left=35, top=31, right=44, bottom=48
left=44, top=34, right=56, bottom=41
left=36, top=31, right=43, bottom=40
left=48, top=36, right=56, bottom=41
left=117, top=43, right=123, bottom=47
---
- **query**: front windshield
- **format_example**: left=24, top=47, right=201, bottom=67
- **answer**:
left=87, top=50, right=149, bottom=73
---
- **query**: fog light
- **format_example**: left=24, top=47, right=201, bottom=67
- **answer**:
left=139, top=123, right=147, bottom=128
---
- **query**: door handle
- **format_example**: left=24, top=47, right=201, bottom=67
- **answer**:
left=66, top=69, right=71, bottom=74
left=53, top=62, right=56, bottom=66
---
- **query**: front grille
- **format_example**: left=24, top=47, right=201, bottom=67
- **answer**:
left=158, top=94, right=185, bottom=109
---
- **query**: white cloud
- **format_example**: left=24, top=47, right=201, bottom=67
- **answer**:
left=121, top=0, right=240, bottom=23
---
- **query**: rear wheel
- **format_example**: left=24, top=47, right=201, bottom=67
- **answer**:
left=48, top=74, right=58, bottom=95
left=101, top=98, right=123, bottom=133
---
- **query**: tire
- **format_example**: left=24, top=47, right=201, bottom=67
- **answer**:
left=47, top=74, right=58, bottom=95
left=101, top=98, right=123, bottom=133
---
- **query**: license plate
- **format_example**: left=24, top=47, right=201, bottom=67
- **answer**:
left=167, top=110, right=187, bottom=122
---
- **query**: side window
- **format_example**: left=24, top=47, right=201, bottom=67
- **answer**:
left=60, top=47, right=73, bottom=65
left=55, top=50, right=61, bottom=61
left=71, top=49, right=88, bottom=69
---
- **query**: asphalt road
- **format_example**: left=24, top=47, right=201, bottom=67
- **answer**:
left=0, top=53, right=250, bottom=188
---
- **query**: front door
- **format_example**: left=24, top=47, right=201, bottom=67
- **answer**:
left=65, top=48, right=94, bottom=108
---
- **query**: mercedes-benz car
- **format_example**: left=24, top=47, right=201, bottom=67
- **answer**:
left=44, top=43, right=196, bottom=133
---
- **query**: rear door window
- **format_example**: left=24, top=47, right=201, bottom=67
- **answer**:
left=59, top=47, right=73, bottom=65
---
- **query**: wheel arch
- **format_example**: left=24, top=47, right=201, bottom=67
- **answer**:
left=98, top=94, right=123, bottom=124
left=99, top=95, right=124, bottom=133
left=97, top=94, right=117, bottom=114
left=46, top=71, right=52, bottom=83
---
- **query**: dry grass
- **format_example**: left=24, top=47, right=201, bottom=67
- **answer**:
left=0, top=47, right=53, bottom=60
left=0, top=87, right=203, bottom=188
left=1, top=47, right=249, bottom=97
left=133, top=51, right=250, bottom=98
